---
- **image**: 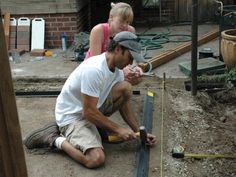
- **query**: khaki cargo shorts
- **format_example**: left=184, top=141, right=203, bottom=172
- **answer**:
left=59, top=92, right=113, bottom=153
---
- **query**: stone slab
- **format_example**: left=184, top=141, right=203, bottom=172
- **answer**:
left=178, top=57, right=226, bottom=76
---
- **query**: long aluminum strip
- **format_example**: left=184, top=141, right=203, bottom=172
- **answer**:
left=133, top=91, right=154, bottom=177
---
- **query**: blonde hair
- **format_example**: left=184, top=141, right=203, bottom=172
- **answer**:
left=110, top=2, right=133, bottom=23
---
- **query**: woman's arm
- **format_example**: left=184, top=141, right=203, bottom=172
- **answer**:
left=89, top=24, right=104, bottom=56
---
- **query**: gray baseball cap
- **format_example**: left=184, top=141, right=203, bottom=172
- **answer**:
left=113, top=31, right=145, bottom=63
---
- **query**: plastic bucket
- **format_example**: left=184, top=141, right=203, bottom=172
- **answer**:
left=221, top=29, right=236, bottom=69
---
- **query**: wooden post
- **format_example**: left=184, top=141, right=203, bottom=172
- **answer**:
left=0, top=9, right=28, bottom=177
left=3, top=12, right=10, bottom=50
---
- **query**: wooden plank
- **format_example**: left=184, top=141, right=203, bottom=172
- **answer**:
left=0, top=9, right=28, bottom=177
left=3, top=12, right=10, bottom=50
left=139, top=29, right=219, bottom=72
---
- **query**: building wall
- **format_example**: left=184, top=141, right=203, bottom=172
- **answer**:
left=12, top=10, right=88, bottom=48
left=1, top=0, right=89, bottom=49
left=0, top=0, right=87, bottom=14
left=1, top=0, right=235, bottom=49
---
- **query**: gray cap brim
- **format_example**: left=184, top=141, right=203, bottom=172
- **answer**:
left=129, top=50, right=145, bottom=63
left=114, top=31, right=145, bottom=63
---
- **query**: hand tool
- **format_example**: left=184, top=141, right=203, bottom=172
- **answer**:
left=131, top=65, right=155, bottom=77
left=142, top=72, right=156, bottom=77
left=108, top=126, right=147, bottom=143
left=172, top=145, right=236, bottom=159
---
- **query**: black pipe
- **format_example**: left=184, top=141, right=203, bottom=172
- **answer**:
left=191, top=0, right=198, bottom=96
left=15, top=90, right=141, bottom=97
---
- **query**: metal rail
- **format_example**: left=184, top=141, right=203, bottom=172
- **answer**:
left=15, top=91, right=60, bottom=97
left=15, top=90, right=148, bottom=97
left=133, top=91, right=154, bottom=177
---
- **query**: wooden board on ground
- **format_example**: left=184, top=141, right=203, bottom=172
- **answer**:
left=139, top=29, right=219, bottom=72
left=30, top=49, right=46, bottom=56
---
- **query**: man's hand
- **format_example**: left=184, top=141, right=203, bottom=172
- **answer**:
left=146, top=133, right=156, bottom=146
left=123, top=65, right=143, bottom=85
left=116, top=127, right=138, bottom=141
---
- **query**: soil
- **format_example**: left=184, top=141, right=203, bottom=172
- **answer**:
left=15, top=77, right=236, bottom=177
left=162, top=80, right=236, bottom=177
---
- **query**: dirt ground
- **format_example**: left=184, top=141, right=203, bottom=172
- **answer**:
left=10, top=24, right=235, bottom=176
left=161, top=79, right=236, bottom=177
left=15, top=76, right=236, bottom=177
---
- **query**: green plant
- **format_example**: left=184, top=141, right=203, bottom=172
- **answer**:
left=196, top=67, right=236, bottom=85
left=226, top=67, right=236, bottom=82
left=197, top=74, right=227, bottom=83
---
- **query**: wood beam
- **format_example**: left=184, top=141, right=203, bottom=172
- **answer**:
left=0, top=10, right=28, bottom=177
left=139, top=29, right=219, bottom=72
left=3, top=12, right=10, bottom=50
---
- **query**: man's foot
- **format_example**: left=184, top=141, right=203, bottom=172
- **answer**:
left=24, top=122, right=60, bottom=149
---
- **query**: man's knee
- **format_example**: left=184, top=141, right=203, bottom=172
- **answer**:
left=85, top=148, right=105, bottom=168
left=117, top=81, right=132, bottom=99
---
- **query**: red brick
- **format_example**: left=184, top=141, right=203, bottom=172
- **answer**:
left=57, top=17, right=70, bottom=22
left=52, top=31, right=62, bottom=37
left=45, top=26, right=58, bottom=31
left=53, top=40, right=62, bottom=46
left=71, top=27, right=78, bottom=31
left=49, top=14, right=63, bottom=17
left=63, top=22, right=77, bottom=27
left=44, top=18, right=57, bottom=22
left=51, top=22, right=63, bottom=27
left=62, top=13, right=77, bottom=18
left=45, top=35, right=59, bottom=40
left=58, top=27, right=71, bottom=31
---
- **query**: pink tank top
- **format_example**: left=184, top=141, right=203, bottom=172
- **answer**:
left=84, top=23, right=109, bottom=60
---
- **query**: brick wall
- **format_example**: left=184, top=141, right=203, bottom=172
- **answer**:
left=11, top=5, right=88, bottom=49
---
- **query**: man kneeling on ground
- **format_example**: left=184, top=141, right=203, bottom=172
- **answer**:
left=24, top=31, right=156, bottom=168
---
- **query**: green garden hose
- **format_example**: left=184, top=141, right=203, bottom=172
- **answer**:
left=137, top=28, right=191, bottom=59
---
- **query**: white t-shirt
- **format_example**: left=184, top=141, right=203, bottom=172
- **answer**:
left=55, top=53, right=124, bottom=127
